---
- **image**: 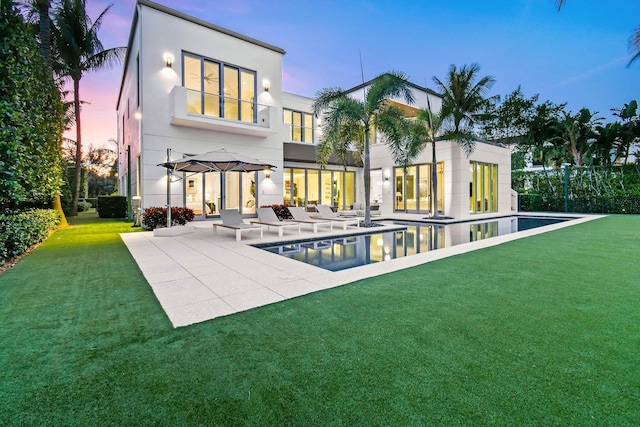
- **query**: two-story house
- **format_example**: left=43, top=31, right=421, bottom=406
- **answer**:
left=116, top=0, right=512, bottom=222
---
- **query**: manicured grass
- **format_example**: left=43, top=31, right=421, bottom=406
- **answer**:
left=1, top=214, right=639, bottom=425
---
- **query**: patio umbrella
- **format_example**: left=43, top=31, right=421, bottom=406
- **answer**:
left=158, top=147, right=276, bottom=173
left=157, top=148, right=276, bottom=227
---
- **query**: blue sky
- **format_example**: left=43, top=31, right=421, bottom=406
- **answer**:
left=78, top=0, right=639, bottom=147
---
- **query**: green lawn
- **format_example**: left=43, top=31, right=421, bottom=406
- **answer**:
left=1, top=214, right=639, bottom=426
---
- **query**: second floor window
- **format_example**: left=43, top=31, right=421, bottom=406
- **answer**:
left=183, top=52, right=256, bottom=123
left=284, top=109, right=313, bottom=143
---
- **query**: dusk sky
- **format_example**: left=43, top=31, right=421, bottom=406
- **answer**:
left=73, top=0, right=638, bottom=149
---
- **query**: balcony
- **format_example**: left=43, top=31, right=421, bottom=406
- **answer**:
left=169, top=86, right=277, bottom=137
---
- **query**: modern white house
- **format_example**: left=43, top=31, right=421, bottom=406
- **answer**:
left=116, top=0, right=512, bottom=222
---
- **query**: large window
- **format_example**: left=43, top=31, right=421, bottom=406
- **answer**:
left=184, top=171, right=257, bottom=219
left=283, top=109, right=314, bottom=143
left=283, top=168, right=355, bottom=210
left=183, top=52, right=256, bottom=123
left=470, top=161, right=498, bottom=214
left=394, top=162, right=443, bottom=214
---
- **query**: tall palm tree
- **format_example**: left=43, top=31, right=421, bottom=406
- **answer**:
left=556, top=0, right=640, bottom=66
left=432, top=63, right=496, bottom=155
left=51, top=0, right=124, bottom=215
left=312, top=72, right=415, bottom=226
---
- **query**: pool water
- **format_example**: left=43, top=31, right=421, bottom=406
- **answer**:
left=257, top=216, right=572, bottom=272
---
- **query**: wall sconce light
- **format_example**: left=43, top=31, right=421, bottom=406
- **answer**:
left=263, top=79, right=270, bottom=92
left=134, top=111, right=142, bottom=120
left=264, top=169, right=271, bottom=178
left=165, top=55, right=173, bottom=68
left=384, top=175, right=389, bottom=181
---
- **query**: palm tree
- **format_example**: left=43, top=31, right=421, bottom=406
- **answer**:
left=432, top=63, right=496, bottom=155
left=51, top=0, right=124, bottom=215
left=312, top=72, right=415, bottom=226
left=556, top=0, right=640, bottom=66
left=552, top=108, right=603, bottom=167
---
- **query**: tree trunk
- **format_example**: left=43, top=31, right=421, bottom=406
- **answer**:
left=363, top=124, right=371, bottom=226
left=37, top=0, right=51, bottom=65
left=70, top=77, right=82, bottom=216
left=431, top=138, right=439, bottom=219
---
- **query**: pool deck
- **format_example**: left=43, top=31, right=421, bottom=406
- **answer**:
left=121, top=213, right=603, bottom=328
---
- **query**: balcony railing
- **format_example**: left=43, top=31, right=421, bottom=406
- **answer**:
left=169, top=86, right=276, bottom=137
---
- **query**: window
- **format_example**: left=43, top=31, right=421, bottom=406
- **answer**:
left=470, top=161, right=498, bottom=213
left=394, top=162, right=443, bottom=214
left=182, top=52, right=256, bottom=122
left=283, top=168, right=355, bottom=210
left=283, top=109, right=314, bottom=143
left=136, top=53, right=140, bottom=107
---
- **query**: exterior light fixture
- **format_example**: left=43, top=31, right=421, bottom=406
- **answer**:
left=263, top=79, right=270, bottom=92
left=165, top=55, right=173, bottom=68
left=264, top=169, right=271, bottom=178
left=134, top=111, right=142, bottom=120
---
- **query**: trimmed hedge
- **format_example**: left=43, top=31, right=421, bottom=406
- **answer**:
left=519, top=194, right=640, bottom=214
left=97, top=196, right=128, bottom=218
left=142, top=207, right=195, bottom=230
left=0, top=209, right=60, bottom=265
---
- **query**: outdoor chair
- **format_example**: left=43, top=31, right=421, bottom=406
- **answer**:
left=214, top=209, right=263, bottom=241
left=250, top=207, right=301, bottom=237
left=287, top=207, right=333, bottom=233
left=314, top=205, right=360, bottom=230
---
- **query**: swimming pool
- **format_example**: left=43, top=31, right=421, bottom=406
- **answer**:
left=256, top=216, right=574, bottom=272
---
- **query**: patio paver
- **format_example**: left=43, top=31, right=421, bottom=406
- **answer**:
left=121, top=214, right=602, bottom=327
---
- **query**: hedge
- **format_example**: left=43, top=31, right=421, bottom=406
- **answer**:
left=97, top=196, right=128, bottom=218
left=519, top=194, right=640, bottom=214
left=0, top=209, right=60, bottom=265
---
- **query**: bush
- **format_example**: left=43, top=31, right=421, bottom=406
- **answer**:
left=260, top=204, right=292, bottom=220
left=0, top=209, right=60, bottom=265
left=77, top=201, right=93, bottom=212
left=97, top=196, right=128, bottom=218
left=142, top=207, right=195, bottom=230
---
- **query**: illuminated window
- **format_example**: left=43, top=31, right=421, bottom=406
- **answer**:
left=182, top=52, right=255, bottom=122
left=283, top=109, right=314, bottom=143
left=470, top=161, right=498, bottom=213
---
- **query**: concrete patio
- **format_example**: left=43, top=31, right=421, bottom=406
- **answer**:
left=121, top=214, right=601, bottom=328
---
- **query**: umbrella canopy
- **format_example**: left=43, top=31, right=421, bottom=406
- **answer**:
left=158, top=148, right=276, bottom=173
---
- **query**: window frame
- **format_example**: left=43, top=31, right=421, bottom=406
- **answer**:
left=181, top=51, right=257, bottom=123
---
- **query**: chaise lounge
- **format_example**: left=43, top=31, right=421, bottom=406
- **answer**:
left=214, top=209, right=263, bottom=241
left=251, top=207, right=301, bottom=237
left=287, top=207, right=333, bottom=233
left=313, top=205, right=360, bottom=230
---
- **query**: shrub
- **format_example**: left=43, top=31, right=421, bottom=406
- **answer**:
left=77, top=201, right=93, bottom=212
left=97, top=196, right=127, bottom=218
left=142, top=207, right=195, bottom=230
left=260, top=204, right=292, bottom=220
left=0, top=209, right=60, bottom=265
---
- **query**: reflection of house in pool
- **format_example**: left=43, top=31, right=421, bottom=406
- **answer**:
left=116, top=0, right=512, bottom=223
left=259, top=217, right=571, bottom=271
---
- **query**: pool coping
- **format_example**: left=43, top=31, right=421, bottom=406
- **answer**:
left=121, top=213, right=604, bottom=328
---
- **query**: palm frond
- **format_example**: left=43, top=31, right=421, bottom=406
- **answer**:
left=366, top=71, right=415, bottom=116
left=628, top=25, right=640, bottom=67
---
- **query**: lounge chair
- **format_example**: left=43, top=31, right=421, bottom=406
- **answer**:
left=350, top=202, right=381, bottom=217
left=250, top=207, right=301, bottom=237
left=314, top=205, right=360, bottom=230
left=287, top=207, right=333, bottom=233
left=214, top=209, right=263, bottom=241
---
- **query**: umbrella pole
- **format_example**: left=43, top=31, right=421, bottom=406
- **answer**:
left=167, top=148, right=172, bottom=228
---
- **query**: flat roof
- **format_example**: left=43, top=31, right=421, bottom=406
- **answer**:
left=117, top=0, right=286, bottom=108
